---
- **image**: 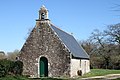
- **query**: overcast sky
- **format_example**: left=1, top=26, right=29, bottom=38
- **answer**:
left=0, top=0, right=120, bottom=53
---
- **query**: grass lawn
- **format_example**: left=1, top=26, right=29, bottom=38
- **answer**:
left=0, top=75, right=30, bottom=80
left=0, top=75, right=70, bottom=80
left=81, top=69, right=120, bottom=78
left=0, top=69, right=120, bottom=80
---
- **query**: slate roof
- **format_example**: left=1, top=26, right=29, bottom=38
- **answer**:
left=50, top=24, right=89, bottom=59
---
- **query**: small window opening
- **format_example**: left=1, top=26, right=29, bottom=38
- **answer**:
left=41, top=13, right=45, bottom=19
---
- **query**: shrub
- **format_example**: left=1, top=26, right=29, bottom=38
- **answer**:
left=13, top=60, right=23, bottom=75
left=0, top=64, right=6, bottom=77
left=0, top=59, right=23, bottom=77
left=0, top=59, right=13, bottom=77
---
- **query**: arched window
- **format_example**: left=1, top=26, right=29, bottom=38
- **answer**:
left=41, top=13, right=46, bottom=19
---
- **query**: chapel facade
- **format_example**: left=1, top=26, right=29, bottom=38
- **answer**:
left=19, top=5, right=90, bottom=78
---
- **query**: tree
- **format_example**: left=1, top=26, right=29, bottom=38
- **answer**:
left=0, top=51, right=6, bottom=59
left=7, top=50, right=20, bottom=61
left=80, top=40, right=96, bottom=55
left=88, top=29, right=114, bottom=69
left=82, top=23, right=120, bottom=69
left=104, top=23, right=120, bottom=45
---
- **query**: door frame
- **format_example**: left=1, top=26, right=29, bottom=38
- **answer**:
left=38, top=56, right=48, bottom=77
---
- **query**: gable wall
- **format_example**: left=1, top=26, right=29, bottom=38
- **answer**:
left=19, top=21, right=71, bottom=77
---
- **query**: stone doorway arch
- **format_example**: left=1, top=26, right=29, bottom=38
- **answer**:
left=39, top=57, right=48, bottom=77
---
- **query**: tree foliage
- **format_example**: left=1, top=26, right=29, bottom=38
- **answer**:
left=0, top=51, right=6, bottom=59
left=0, top=50, right=23, bottom=77
left=0, top=59, right=23, bottom=77
left=104, top=23, right=120, bottom=45
left=81, top=23, right=120, bottom=69
left=7, top=49, right=20, bottom=61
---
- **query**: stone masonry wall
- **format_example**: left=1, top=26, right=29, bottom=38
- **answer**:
left=19, top=20, right=71, bottom=77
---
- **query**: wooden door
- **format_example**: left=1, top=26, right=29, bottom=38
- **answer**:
left=40, top=57, right=48, bottom=77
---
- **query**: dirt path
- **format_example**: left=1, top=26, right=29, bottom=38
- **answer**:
left=81, top=74, right=120, bottom=80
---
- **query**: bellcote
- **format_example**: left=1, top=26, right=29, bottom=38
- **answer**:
left=38, top=5, right=49, bottom=20
left=36, top=5, right=50, bottom=26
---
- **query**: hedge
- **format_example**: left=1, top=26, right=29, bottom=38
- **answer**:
left=0, top=59, right=23, bottom=77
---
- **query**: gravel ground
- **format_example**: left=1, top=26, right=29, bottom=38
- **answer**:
left=81, top=74, right=120, bottom=80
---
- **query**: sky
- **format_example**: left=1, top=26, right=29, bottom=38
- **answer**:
left=0, top=0, right=120, bottom=53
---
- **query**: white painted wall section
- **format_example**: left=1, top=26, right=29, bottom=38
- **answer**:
left=70, top=59, right=80, bottom=77
left=70, top=59, right=90, bottom=77
left=81, top=59, right=90, bottom=75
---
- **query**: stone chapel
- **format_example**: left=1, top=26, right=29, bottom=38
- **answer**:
left=19, top=5, right=90, bottom=78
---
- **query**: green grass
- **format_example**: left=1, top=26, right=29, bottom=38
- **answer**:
left=0, top=69, right=120, bottom=80
left=114, top=78, right=120, bottom=80
left=0, top=75, right=30, bottom=80
left=81, top=69, right=120, bottom=78
left=0, top=75, right=70, bottom=80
